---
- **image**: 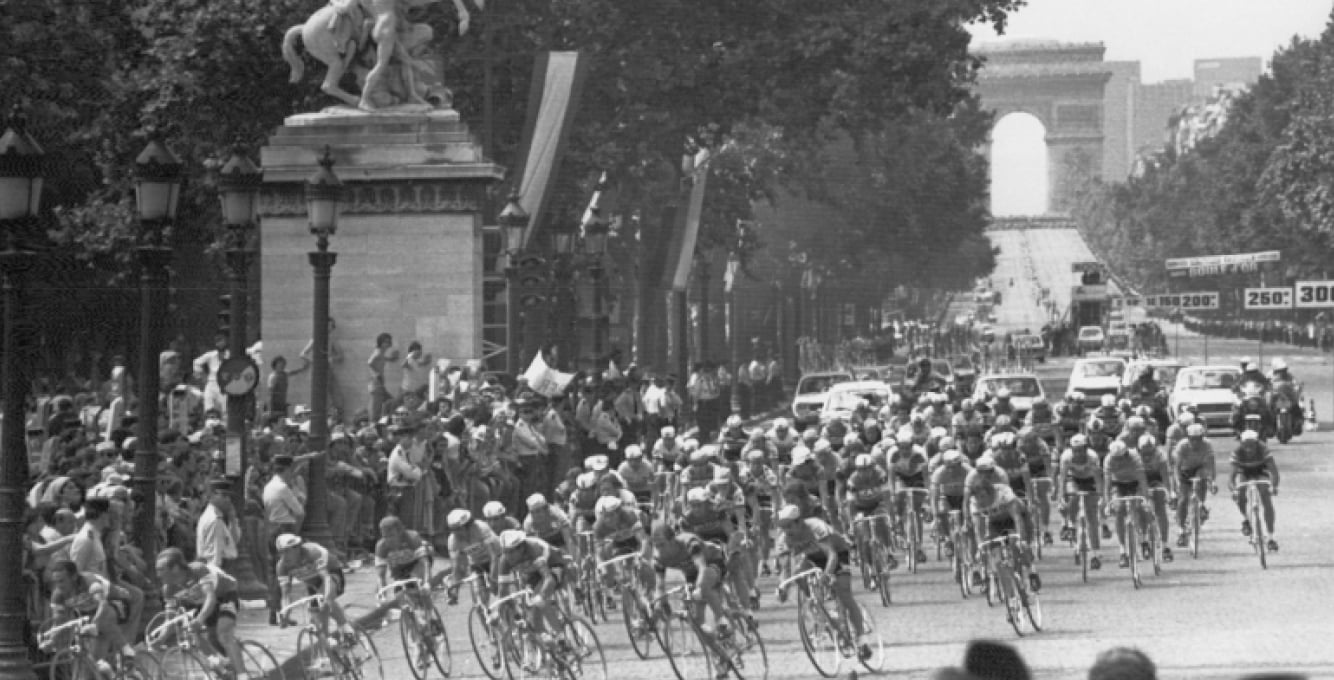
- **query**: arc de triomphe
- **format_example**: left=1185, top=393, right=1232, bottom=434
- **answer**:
left=975, top=40, right=1113, bottom=214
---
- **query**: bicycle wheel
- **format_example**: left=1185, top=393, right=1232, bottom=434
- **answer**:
left=296, top=629, right=328, bottom=680
left=723, top=615, right=769, bottom=680
left=1252, top=500, right=1268, bottom=570
left=1020, top=577, right=1044, bottom=633
left=906, top=513, right=921, bottom=574
left=344, top=628, right=383, bottom=680
left=142, top=612, right=179, bottom=654
left=1150, top=521, right=1162, bottom=576
left=156, top=647, right=216, bottom=680
left=1078, top=519, right=1090, bottom=584
left=399, top=608, right=432, bottom=680
left=795, top=587, right=842, bottom=678
left=854, top=527, right=873, bottom=591
left=872, top=546, right=892, bottom=608
left=424, top=600, right=454, bottom=678
left=560, top=617, right=607, bottom=680
left=1189, top=499, right=1201, bottom=559
left=656, top=608, right=711, bottom=680
left=621, top=588, right=655, bottom=660
left=467, top=607, right=508, bottom=680
left=46, top=650, right=84, bottom=680
left=1128, top=522, right=1142, bottom=589
left=855, top=605, right=888, bottom=674
left=128, top=650, right=163, bottom=680
left=1004, top=575, right=1024, bottom=638
left=238, top=641, right=283, bottom=680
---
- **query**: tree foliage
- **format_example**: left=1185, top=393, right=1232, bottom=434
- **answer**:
left=1074, top=10, right=1334, bottom=293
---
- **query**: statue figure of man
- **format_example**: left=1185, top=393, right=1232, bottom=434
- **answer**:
left=331, top=0, right=470, bottom=110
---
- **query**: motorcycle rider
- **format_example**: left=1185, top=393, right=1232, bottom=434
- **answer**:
left=1127, top=366, right=1161, bottom=407
left=1231, top=382, right=1273, bottom=438
left=1057, top=391, right=1087, bottom=438
left=1268, top=359, right=1305, bottom=435
left=1239, top=359, right=1271, bottom=392
left=911, top=357, right=947, bottom=397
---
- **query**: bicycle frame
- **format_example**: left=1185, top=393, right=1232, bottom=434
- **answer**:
left=1109, top=496, right=1148, bottom=588
left=1236, top=479, right=1273, bottom=568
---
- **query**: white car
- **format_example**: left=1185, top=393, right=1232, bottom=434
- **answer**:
left=972, top=373, right=1045, bottom=420
left=1077, top=326, right=1106, bottom=354
left=1068, top=357, right=1127, bottom=403
left=1169, top=365, right=1242, bottom=431
left=791, top=371, right=853, bottom=424
left=819, top=381, right=893, bottom=426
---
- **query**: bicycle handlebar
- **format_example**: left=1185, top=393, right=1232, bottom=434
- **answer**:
left=777, top=567, right=825, bottom=591
left=39, top=617, right=91, bottom=649
left=278, top=594, right=325, bottom=620
left=976, top=534, right=1023, bottom=550
left=376, top=578, right=424, bottom=601
left=486, top=589, right=533, bottom=615
left=146, top=611, right=192, bottom=646
left=597, top=553, right=640, bottom=572
left=1235, top=480, right=1272, bottom=488
left=1110, top=496, right=1147, bottom=505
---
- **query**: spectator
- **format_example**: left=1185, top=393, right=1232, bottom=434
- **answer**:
left=300, top=317, right=344, bottom=414
left=196, top=484, right=241, bottom=568
left=70, top=497, right=112, bottom=578
left=1088, top=647, right=1157, bottom=680
left=401, top=341, right=434, bottom=403
left=267, top=355, right=309, bottom=419
left=367, top=332, right=401, bottom=421
left=931, top=639, right=1032, bottom=680
left=193, top=333, right=230, bottom=417
left=511, top=398, right=549, bottom=515
left=262, top=454, right=304, bottom=623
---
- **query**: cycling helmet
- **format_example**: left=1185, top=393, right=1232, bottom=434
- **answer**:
left=625, top=444, right=644, bottom=459
left=917, top=394, right=930, bottom=407
left=1240, top=359, right=1253, bottom=372
left=930, top=426, right=949, bottom=440
left=1117, top=398, right=1133, bottom=411
left=943, top=450, right=964, bottom=466
left=750, top=430, right=766, bottom=443
left=939, top=436, right=956, bottom=451
left=773, top=418, right=791, bottom=430
left=689, top=448, right=711, bottom=465
left=275, top=533, right=303, bottom=551
left=801, top=429, right=819, bottom=443
left=776, top=505, right=802, bottom=526
left=790, top=446, right=812, bottom=467
left=726, top=415, right=743, bottom=429
left=499, top=529, right=526, bottom=551
left=1071, top=391, right=1086, bottom=403
left=896, top=433, right=914, bottom=447
left=996, top=388, right=1011, bottom=400
left=595, top=496, right=623, bottom=514
left=863, top=418, right=879, bottom=431
left=1108, top=440, right=1128, bottom=455
left=910, top=412, right=926, bottom=424
left=1272, top=358, right=1287, bottom=371
left=587, top=455, right=609, bottom=472
left=960, top=399, right=975, bottom=411
left=993, top=415, right=1011, bottom=429
left=813, top=439, right=832, bottom=454
left=1018, top=427, right=1039, bottom=443
left=854, top=454, right=873, bottom=469
left=526, top=493, right=549, bottom=511
left=483, top=501, right=507, bottom=519
left=685, top=487, right=710, bottom=504
left=932, top=393, right=949, bottom=405
left=975, top=455, right=996, bottom=471
left=1138, top=434, right=1157, bottom=451
left=1240, top=429, right=1260, bottom=442
left=1186, top=423, right=1206, bottom=437
left=1100, top=395, right=1116, bottom=408
left=745, top=449, right=766, bottom=463
left=576, top=472, right=598, bottom=489
left=1088, top=419, right=1106, bottom=433
left=446, top=509, right=472, bottom=529
left=843, top=432, right=861, bottom=447
left=1069, top=434, right=1088, bottom=448
left=661, top=426, right=677, bottom=438
left=1177, top=412, right=1195, bottom=425
left=1135, top=405, right=1153, bottom=419
left=1126, top=416, right=1145, bottom=430
left=683, top=438, right=701, bottom=452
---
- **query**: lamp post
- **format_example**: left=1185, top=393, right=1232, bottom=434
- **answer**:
left=499, top=190, right=528, bottom=373
left=0, top=115, right=44, bottom=680
left=549, top=223, right=577, bottom=367
left=215, top=146, right=267, bottom=598
left=132, top=138, right=182, bottom=576
left=583, top=211, right=609, bottom=361
left=301, top=147, right=342, bottom=548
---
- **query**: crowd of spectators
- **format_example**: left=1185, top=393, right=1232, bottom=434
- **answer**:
left=1182, top=315, right=1334, bottom=352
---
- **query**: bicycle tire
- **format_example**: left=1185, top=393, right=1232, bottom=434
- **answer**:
left=345, top=627, right=383, bottom=680
left=157, top=646, right=217, bottom=680
left=795, top=586, right=842, bottom=678
left=127, top=649, right=162, bottom=680
left=1016, top=564, right=1044, bottom=632
left=656, top=606, right=711, bottom=680
left=907, top=512, right=921, bottom=574
left=873, top=546, right=893, bottom=607
left=399, top=608, right=431, bottom=680
left=1151, top=520, right=1163, bottom=576
left=1128, top=522, right=1141, bottom=589
left=856, top=605, right=888, bottom=674
left=1078, top=516, right=1089, bottom=584
left=424, top=600, right=454, bottom=679
left=142, top=612, right=178, bottom=653
left=238, top=640, right=283, bottom=680
left=561, top=617, right=607, bottom=680
left=466, top=606, right=508, bottom=680
left=621, top=587, right=655, bottom=660
left=855, top=526, right=873, bottom=591
left=1190, top=498, right=1201, bottom=559
left=1253, top=499, right=1268, bottom=570
left=46, top=650, right=81, bottom=680
left=726, top=614, right=769, bottom=680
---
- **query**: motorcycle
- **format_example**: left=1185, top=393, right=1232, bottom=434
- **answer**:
left=1270, top=378, right=1304, bottom=443
left=1232, top=382, right=1273, bottom=441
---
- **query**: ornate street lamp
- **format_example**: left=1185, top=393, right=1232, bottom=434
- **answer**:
left=498, top=190, right=528, bottom=373
left=0, top=114, right=44, bottom=680
left=131, top=137, right=182, bottom=577
left=215, top=146, right=266, bottom=597
left=551, top=222, right=576, bottom=257
left=301, top=147, right=342, bottom=547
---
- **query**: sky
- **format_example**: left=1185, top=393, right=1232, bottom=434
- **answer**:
left=970, top=0, right=1333, bottom=83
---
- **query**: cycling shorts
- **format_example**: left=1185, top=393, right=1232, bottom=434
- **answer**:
left=389, top=559, right=425, bottom=582
left=521, top=549, right=569, bottom=591
left=469, top=560, right=493, bottom=579
left=803, top=550, right=851, bottom=575
left=304, top=568, right=346, bottom=598
left=1110, top=481, right=1142, bottom=500
left=190, top=593, right=240, bottom=628
left=936, top=495, right=965, bottom=513
left=895, top=472, right=926, bottom=489
left=1027, top=461, right=1049, bottom=478
left=984, top=514, right=1016, bottom=538
left=1008, top=475, right=1028, bottom=498
left=1145, top=472, right=1164, bottom=489
left=1065, top=477, right=1098, bottom=496
left=1236, top=466, right=1270, bottom=483
left=610, top=536, right=641, bottom=557
left=541, top=532, right=567, bottom=550
left=850, top=498, right=885, bottom=517
left=632, top=489, right=653, bottom=506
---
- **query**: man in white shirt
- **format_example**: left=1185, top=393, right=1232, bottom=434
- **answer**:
left=400, top=341, right=434, bottom=402
left=193, top=333, right=230, bottom=417
left=748, top=354, right=768, bottom=414
left=196, top=487, right=241, bottom=568
left=512, top=399, right=549, bottom=510
left=262, top=456, right=304, bottom=621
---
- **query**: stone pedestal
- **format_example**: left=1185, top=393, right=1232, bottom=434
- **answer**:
left=259, top=109, right=504, bottom=422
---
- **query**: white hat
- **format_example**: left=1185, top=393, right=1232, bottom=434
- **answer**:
left=446, top=508, right=472, bottom=528
left=526, top=493, right=548, bottom=510
left=577, top=472, right=598, bottom=489
left=275, top=533, right=303, bottom=550
left=625, top=444, right=644, bottom=459
left=483, top=501, right=507, bottom=519
left=595, top=496, right=622, bottom=514
left=685, top=487, right=709, bottom=504
left=1240, top=429, right=1260, bottom=442
left=499, top=530, right=526, bottom=551
left=777, top=505, right=801, bottom=524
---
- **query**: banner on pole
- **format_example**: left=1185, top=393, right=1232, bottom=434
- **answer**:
left=523, top=353, right=574, bottom=397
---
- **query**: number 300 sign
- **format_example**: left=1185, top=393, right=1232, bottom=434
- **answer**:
left=1294, top=281, right=1334, bottom=309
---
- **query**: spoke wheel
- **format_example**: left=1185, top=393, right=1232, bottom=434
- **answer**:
left=238, top=641, right=282, bottom=680
left=725, top=615, right=769, bottom=680
left=1253, top=503, right=1268, bottom=570
left=621, top=589, right=656, bottom=660
left=795, top=587, right=842, bottom=678
left=424, top=601, right=454, bottom=678
left=1078, top=521, right=1090, bottom=584
left=657, top=608, right=711, bottom=680
left=142, top=613, right=178, bottom=654
left=1190, top=500, right=1201, bottom=559
left=344, top=628, right=382, bottom=680
left=560, top=617, right=606, bottom=680
left=873, top=546, right=893, bottom=607
left=1020, top=578, right=1044, bottom=632
left=467, top=606, right=508, bottom=680
left=1151, top=524, right=1163, bottom=576
left=856, top=605, right=888, bottom=674
left=399, top=609, right=432, bottom=680
left=1005, top=575, right=1025, bottom=638
left=1128, top=524, right=1142, bottom=589
left=47, top=650, right=83, bottom=680
left=157, top=647, right=216, bottom=680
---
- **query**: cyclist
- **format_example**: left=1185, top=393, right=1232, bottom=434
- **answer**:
left=1164, top=411, right=1195, bottom=456
left=719, top=416, right=749, bottom=465
left=742, top=429, right=776, bottom=463
left=983, top=414, right=1016, bottom=444
left=989, top=388, right=1015, bottom=420
left=1101, top=441, right=1151, bottom=568
left=595, top=472, right=640, bottom=517
left=923, top=393, right=953, bottom=431
left=1230, top=429, right=1280, bottom=551
left=1056, top=434, right=1104, bottom=570
left=968, top=476, right=1041, bottom=594
left=483, top=500, right=520, bottom=534
left=1017, top=427, right=1056, bottom=546
left=373, top=515, right=435, bottom=617
left=766, top=418, right=799, bottom=465
left=1136, top=434, right=1175, bottom=562
left=156, top=548, right=247, bottom=679
left=495, top=530, right=570, bottom=649
left=523, top=493, right=575, bottom=550
left=47, top=560, right=138, bottom=674
left=812, top=439, right=845, bottom=526
left=773, top=505, right=872, bottom=661
left=887, top=433, right=930, bottom=563
left=989, top=433, right=1034, bottom=543
left=787, top=445, right=830, bottom=519
left=861, top=419, right=884, bottom=449
left=740, top=449, right=779, bottom=576
left=709, top=466, right=760, bottom=606
left=679, top=446, right=722, bottom=510
left=1025, top=396, right=1062, bottom=449
left=617, top=444, right=657, bottom=521
left=1115, top=416, right=1149, bottom=450
left=930, top=450, right=973, bottom=559
left=273, top=533, right=357, bottom=642
left=592, top=495, right=654, bottom=593
left=1086, top=418, right=1113, bottom=458
left=567, top=472, right=601, bottom=533
left=951, top=399, right=985, bottom=441
left=680, top=486, right=754, bottom=614
left=1269, top=358, right=1305, bottom=434
left=1057, top=391, right=1086, bottom=438
left=444, top=509, right=502, bottom=605
left=649, top=523, right=730, bottom=639
left=1171, top=423, right=1217, bottom=547
left=845, top=453, right=898, bottom=570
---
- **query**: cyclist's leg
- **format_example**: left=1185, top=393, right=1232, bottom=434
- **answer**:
left=92, top=599, right=123, bottom=660
left=1175, top=472, right=1193, bottom=529
left=1259, top=483, right=1276, bottom=537
left=1112, top=491, right=1129, bottom=556
left=1084, top=493, right=1102, bottom=552
left=696, top=563, right=727, bottom=628
left=323, top=574, right=351, bottom=631
left=1034, top=478, right=1052, bottom=532
left=1151, top=488, right=1169, bottom=543
left=214, top=607, right=246, bottom=677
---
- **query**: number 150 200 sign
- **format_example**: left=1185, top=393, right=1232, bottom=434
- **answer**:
left=1150, top=293, right=1218, bottom=310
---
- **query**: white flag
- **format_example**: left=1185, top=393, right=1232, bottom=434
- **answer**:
left=523, top=353, right=574, bottom=397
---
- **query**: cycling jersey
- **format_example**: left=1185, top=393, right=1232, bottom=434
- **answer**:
left=52, top=572, right=125, bottom=618
left=845, top=468, right=889, bottom=508
left=787, top=461, right=824, bottom=495
left=593, top=507, right=643, bottom=545
left=767, top=429, right=799, bottom=462
left=277, top=543, right=344, bottom=585
left=1230, top=443, right=1273, bottom=473
left=498, top=538, right=568, bottom=589
left=925, top=407, right=953, bottom=431
left=1172, top=439, right=1214, bottom=471
left=739, top=466, right=779, bottom=508
left=888, top=445, right=928, bottom=482
left=652, top=439, right=683, bottom=469
left=568, top=487, right=600, bottom=523
left=446, top=523, right=501, bottom=572
left=1139, top=448, right=1168, bottom=487
left=1019, top=440, right=1051, bottom=477
left=1060, top=450, right=1101, bottom=481
left=952, top=412, right=985, bottom=439
left=617, top=460, right=656, bottom=493
left=165, top=562, right=239, bottom=608
left=375, top=530, right=430, bottom=580
left=779, top=518, right=851, bottom=558
left=679, top=464, right=720, bottom=495
left=931, top=465, right=971, bottom=498
left=680, top=505, right=732, bottom=543
left=1102, top=450, right=1145, bottom=484
left=654, top=531, right=726, bottom=581
left=971, top=483, right=1019, bottom=519
left=523, top=506, right=572, bottom=546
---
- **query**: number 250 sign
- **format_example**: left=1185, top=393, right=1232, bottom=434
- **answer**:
left=1294, top=281, right=1334, bottom=309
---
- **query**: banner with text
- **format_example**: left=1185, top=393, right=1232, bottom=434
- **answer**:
left=1165, top=250, right=1279, bottom=278
left=1143, top=292, right=1220, bottom=310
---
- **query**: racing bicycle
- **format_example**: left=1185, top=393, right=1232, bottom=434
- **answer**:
left=376, top=578, right=451, bottom=680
